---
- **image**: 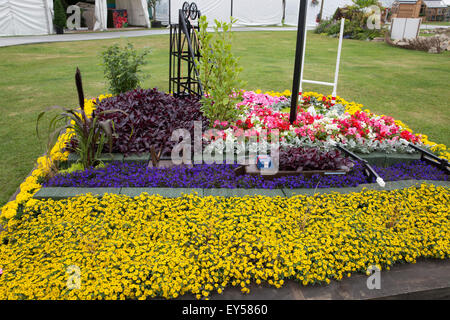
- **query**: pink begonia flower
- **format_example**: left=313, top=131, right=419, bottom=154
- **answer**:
left=347, top=127, right=357, bottom=136
left=221, top=121, right=229, bottom=127
left=0, top=268, right=3, bottom=276
left=234, top=129, right=244, bottom=137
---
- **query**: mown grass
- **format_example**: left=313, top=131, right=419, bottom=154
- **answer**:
left=0, top=31, right=449, bottom=206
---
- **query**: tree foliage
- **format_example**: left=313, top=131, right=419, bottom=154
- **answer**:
left=197, top=16, right=246, bottom=123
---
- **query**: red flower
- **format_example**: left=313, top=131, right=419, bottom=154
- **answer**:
left=400, top=130, right=414, bottom=141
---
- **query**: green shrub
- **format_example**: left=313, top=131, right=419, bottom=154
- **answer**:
left=314, top=20, right=334, bottom=34
left=101, top=42, right=151, bottom=95
left=352, top=0, right=378, bottom=8
left=197, top=16, right=246, bottom=123
left=316, top=5, right=384, bottom=40
left=53, top=0, right=67, bottom=29
left=59, top=162, right=105, bottom=175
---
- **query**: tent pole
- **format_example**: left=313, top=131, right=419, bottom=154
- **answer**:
left=289, top=0, right=308, bottom=124
left=331, top=18, right=345, bottom=106
left=43, top=0, right=52, bottom=34
left=298, top=0, right=309, bottom=105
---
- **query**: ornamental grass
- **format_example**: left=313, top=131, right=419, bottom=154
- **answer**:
left=0, top=184, right=448, bottom=300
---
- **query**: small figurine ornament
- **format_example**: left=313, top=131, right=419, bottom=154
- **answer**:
left=257, top=155, right=273, bottom=170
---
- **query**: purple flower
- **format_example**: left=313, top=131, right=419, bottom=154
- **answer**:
left=43, top=160, right=447, bottom=189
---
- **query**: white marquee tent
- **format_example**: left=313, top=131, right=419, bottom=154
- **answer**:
left=158, top=0, right=391, bottom=27
left=91, top=0, right=151, bottom=31
left=284, top=0, right=355, bottom=28
left=0, top=0, right=150, bottom=36
left=167, top=0, right=235, bottom=25
left=233, top=0, right=284, bottom=26
left=1, top=0, right=398, bottom=37
left=0, top=0, right=54, bottom=36
left=157, top=0, right=284, bottom=26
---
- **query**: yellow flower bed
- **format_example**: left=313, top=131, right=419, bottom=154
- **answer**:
left=0, top=185, right=448, bottom=300
left=0, top=95, right=111, bottom=228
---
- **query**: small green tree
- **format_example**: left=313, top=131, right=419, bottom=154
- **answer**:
left=101, top=42, right=151, bottom=95
left=148, top=0, right=161, bottom=22
left=197, top=16, right=246, bottom=123
left=53, top=0, right=67, bottom=29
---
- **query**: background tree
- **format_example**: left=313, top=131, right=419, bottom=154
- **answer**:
left=53, top=0, right=67, bottom=29
left=148, top=0, right=161, bottom=22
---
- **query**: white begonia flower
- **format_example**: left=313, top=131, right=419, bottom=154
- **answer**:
left=307, top=106, right=317, bottom=117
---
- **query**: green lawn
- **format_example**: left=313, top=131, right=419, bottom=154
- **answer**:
left=422, top=21, right=450, bottom=26
left=0, top=31, right=449, bottom=207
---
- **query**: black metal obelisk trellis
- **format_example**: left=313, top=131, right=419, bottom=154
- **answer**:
left=169, top=2, right=203, bottom=98
left=289, top=0, right=308, bottom=124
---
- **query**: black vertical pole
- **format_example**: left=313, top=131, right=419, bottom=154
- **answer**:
left=169, top=0, right=171, bottom=25
left=289, top=0, right=308, bottom=124
left=169, top=24, right=173, bottom=94
left=177, top=10, right=182, bottom=95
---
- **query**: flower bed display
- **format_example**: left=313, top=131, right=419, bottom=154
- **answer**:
left=208, top=90, right=425, bottom=155
left=1, top=91, right=449, bottom=226
left=0, top=185, right=449, bottom=299
left=41, top=160, right=448, bottom=189
left=0, top=90, right=448, bottom=300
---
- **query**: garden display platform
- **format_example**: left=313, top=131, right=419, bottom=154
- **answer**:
left=0, top=90, right=448, bottom=300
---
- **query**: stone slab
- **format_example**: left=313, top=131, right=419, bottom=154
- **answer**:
left=282, top=187, right=358, bottom=197
left=385, top=152, right=422, bottom=167
left=31, top=180, right=448, bottom=200
left=33, top=187, right=121, bottom=200
left=282, top=180, right=449, bottom=197
left=203, top=188, right=285, bottom=198
left=355, top=152, right=422, bottom=168
left=120, top=188, right=203, bottom=198
left=98, top=153, right=124, bottom=164
left=357, top=151, right=387, bottom=168
left=123, top=153, right=151, bottom=164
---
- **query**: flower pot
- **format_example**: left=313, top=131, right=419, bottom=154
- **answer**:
left=55, top=26, right=64, bottom=34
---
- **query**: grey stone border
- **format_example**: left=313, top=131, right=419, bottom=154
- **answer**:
left=63, top=152, right=422, bottom=168
left=33, top=180, right=450, bottom=200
